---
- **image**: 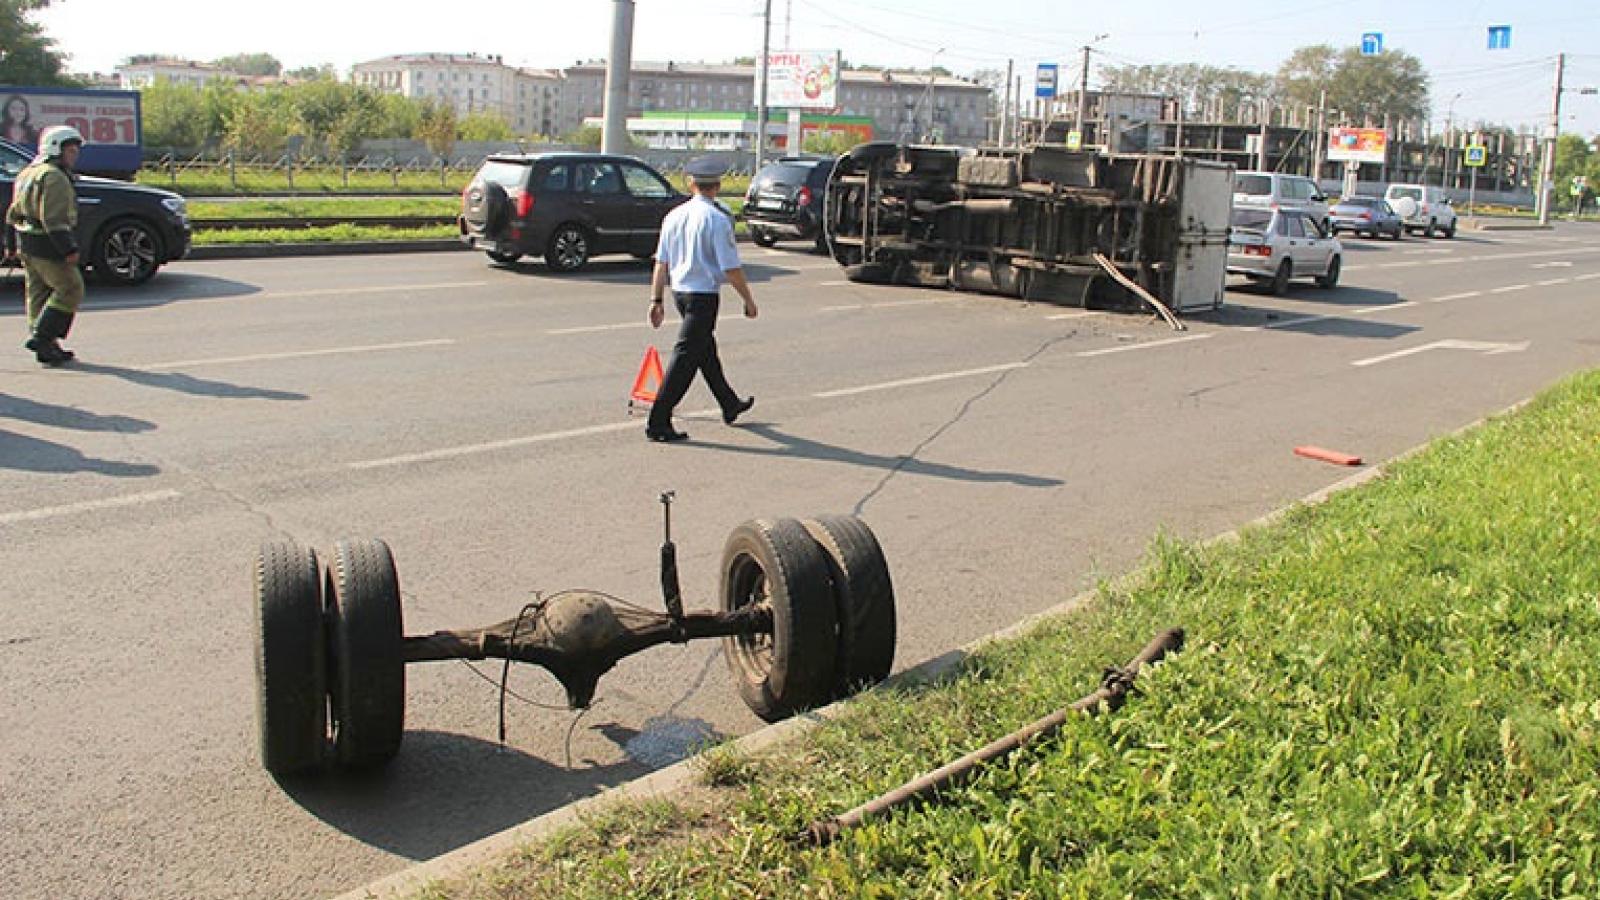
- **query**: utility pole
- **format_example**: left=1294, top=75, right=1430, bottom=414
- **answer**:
left=999, top=58, right=1014, bottom=146
left=601, top=0, right=635, bottom=155
left=1312, top=88, right=1326, bottom=180
left=1074, top=43, right=1091, bottom=146
left=755, top=0, right=772, bottom=175
left=1538, top=52, right=1565, bottom=226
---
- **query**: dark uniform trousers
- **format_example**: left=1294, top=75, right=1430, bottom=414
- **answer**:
left=648, top=291, right=739, bottom=431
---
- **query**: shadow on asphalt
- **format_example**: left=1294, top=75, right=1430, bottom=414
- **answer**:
left=683, top=422, right=1065, bottom=489
left=0, top=391, right=156, bottom=432
left=279, top=728, right=651, bottom=861
left=69, top=362, right=309, bottom=401
left=0, top=271, right=262, bottom=315
left=0, top=428, right=160, bottom=476
left=489, top=255, right=827, bottom=286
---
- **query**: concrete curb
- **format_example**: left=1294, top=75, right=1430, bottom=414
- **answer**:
left=187, top=240, right=469, bottom=261
left=332, top=400, right=1534, bottom=900
left=1461, top=218, right=1553, bottom=232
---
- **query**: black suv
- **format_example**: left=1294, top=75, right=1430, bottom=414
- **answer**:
left=1, top=138, right=190, bottom=286
left=459, top=152, right=684, bottom=272
left=743, top=156, right=835, bottom=251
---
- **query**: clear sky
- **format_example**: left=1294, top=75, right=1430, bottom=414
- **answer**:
left=35, top=0, right=1600, bottom=136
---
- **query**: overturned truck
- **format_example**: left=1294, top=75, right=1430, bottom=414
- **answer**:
left=823, top=143, right=1234, bottom=316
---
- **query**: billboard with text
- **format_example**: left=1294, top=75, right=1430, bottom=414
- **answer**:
left=762, top=51, right=841, bottom=110
left=1327, top=126, right=1388, bottom=164
left=0, top=86, right=143, bottom=174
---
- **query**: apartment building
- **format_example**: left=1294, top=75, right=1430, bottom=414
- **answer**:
left=351, top=53, right=561, bottom=137
left=558, top=61, right=991, bottom=146
left=115, top=59, right=236, bottom=89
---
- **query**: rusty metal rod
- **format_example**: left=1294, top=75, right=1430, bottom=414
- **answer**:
left=806, top=627, right=1184, bottom=846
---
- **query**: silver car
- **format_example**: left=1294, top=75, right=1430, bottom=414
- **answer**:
left=1227, top=207, right=1342, bottom=295
left=1233, top=170, right=1331, bottom=234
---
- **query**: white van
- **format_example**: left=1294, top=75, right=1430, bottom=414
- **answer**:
left=1233, top=170, right=1331, bottom=233
left=1382, top=183, right=1457, bottom=238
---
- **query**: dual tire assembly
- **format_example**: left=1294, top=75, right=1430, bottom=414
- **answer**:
left=253, top=516, right=896, bottom=777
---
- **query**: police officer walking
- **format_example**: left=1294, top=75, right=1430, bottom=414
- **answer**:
left=5, top=125, right=86, bottom=366
left=645, top=156, right=757, bottom=443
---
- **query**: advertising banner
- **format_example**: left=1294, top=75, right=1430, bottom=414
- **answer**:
left=1327, top=126, right=1388, bottom=164
left=762, top=51, right=841, bottom=110
left=1, top=86, right=143, bottom=174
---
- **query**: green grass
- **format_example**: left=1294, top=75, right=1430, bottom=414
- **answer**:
left=414, top=369, right=1600, bottom=899
left=187, top=197, right=459, bottom=220
left=192, top=223, right=456, bottom=245
left=135, top=166, right=754, bottom=199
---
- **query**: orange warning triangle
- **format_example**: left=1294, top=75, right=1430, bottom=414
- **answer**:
left=630, top=346, right=665, bottom=407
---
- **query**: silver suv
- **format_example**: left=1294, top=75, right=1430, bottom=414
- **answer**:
left=1233, top=170, right=1330, bottom=234
left=1383, top=183, right=1457, bottom=238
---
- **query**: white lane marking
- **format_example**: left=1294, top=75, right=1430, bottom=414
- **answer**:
left=1403, top=248, right=1453, bottom=255
left=812, top=363, right=1029, bottom=398
left=1352, top=301, right=1417, bottom=315
left=1537, top=278, right=1572, bottom=287
left=0, top=490, right=182, bottom=526
left=348, top=404, right=741, bottom=470
left=148, top=339, right=454, bottom=370
left=1378, top=261, right=1424, bottom=269
left=88, top=281, right=493, bottom=313
left=821, top=297, right=961, bottom=312
left=1353, top=339, right=1529, bottom=368
left=1047, top=311, right=1099, bottom=320
left=350, top=422, right=640, bottom=469
left=1430, top=291, right=1482, bottom=302
left=1490, top=284, right=1530, bottom=294
left=1531, top=261, right=1573, bottom=269
left=1264, top=314, right=1336, bottom=330
left=548, top=314, right=742, bottom=335
left=1574, top=272, right=1600, bottom=281
left=821, top=304, right=865, bottom=311
left=819, top=280, right=851, bottom=286
left=1076, top=333, right=1214, bottom=357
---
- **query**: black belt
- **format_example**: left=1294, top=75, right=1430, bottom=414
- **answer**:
left=675, top=291, right=719, bottom=299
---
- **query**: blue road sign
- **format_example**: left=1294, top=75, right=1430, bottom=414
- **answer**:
left=1488, top=26, right=1511, bottom=50
left=1361, top=32, right=1383, bottom=55
left=1036, top=63, right=1058, bottom=99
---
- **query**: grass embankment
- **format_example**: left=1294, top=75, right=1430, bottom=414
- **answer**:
left=186, top=195, right=750, bottom=246
left=418, top=370, right=1600, bottom=899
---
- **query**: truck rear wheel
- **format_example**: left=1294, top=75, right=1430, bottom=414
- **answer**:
left=327, top=538, right=406, bottom=771
left=254, top=541, right=328, bottom=777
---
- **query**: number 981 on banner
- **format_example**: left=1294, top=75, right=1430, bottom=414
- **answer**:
left=62, top=116, right=138, bottom=146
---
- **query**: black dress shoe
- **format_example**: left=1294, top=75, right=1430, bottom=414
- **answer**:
left=722, top=396, right=755, bottom=425
left=646, top=427, right=689, bottom=443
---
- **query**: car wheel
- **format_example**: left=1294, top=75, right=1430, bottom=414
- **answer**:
left=486, top=250, right=522, bottom=265
left=544, top=223, right=590, bottom=272
left=751, top=227, right=777, bottom=247
left=1316, top=255, right=1341, bottom=289
left=1426, top=218, right=1438, bottom=238
left=1269, top=260, right=1292, bottom=296
left=92, top=218, right=162, bottom=286
left=1443, top=221, right=1457, bottom=239
left=1391, top=227, right=1403, bottom=241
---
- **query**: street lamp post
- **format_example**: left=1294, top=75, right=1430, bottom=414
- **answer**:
left=920, top=47, right=946, bottom=143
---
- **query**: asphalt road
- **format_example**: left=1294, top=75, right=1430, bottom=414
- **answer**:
left=3, top=225, right=1599, bottom=899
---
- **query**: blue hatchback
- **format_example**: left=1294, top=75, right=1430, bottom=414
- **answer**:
left=1329, top=196, right=1403, bottom=241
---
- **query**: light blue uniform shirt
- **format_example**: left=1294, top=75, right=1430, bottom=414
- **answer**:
left=655, top=195, right=742, bottom=294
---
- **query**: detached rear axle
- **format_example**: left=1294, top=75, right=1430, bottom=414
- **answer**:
left=251, top=503, right=897, bottom=778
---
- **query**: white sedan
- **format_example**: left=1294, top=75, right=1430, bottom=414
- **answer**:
left=1227, top=206, right=1343, bottom=295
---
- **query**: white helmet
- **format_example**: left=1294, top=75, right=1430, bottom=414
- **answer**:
left=37, top=125, right=84, bottom=160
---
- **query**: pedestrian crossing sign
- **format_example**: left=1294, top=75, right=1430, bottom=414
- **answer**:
left=1464, top=145, right=1486, bottom=167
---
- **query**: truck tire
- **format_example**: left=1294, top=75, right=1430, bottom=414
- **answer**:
left=801, top=516, right=896, bottom=698
left=721, top=519, right=839, bottom=721
left=254, top=541, right=328, bottom=777
left=328, top=538, right=406, bottom=771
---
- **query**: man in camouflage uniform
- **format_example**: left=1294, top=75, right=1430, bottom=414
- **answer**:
left=5, top=125, right=85, bottom=366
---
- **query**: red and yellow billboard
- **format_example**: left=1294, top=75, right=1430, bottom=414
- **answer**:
left=1327, top=127, right=1389, bottom=164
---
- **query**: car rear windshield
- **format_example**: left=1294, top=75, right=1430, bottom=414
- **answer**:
left=1338, top=198, right=1381, bottom=208
left=1235, top=174, right=1272, bottom=197
left=1388, top=186, right=1422, bottom=201
left=1231, top=208, right=1274, bottom=231
left=477, top=160, right=531, bottom=190
left=761, top=163, right=820, bottom=185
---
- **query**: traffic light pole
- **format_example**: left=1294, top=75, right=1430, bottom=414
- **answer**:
left=1538, top=53, right=1565, bottom=227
